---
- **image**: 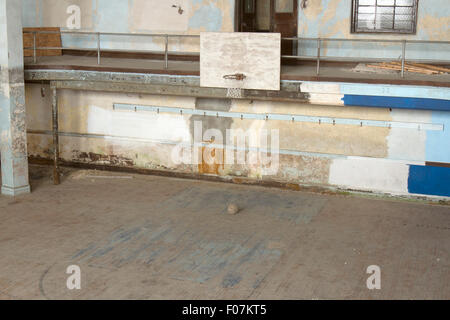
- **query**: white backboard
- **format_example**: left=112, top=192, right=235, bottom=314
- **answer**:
left=200, top=32, right=281, bottom=91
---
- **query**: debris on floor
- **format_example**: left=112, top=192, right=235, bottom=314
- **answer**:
left=227, top=203, right=240, bottom=215
left=351, top=63, right=398, bottom=74
left=366, top=61, right=450, bottom=75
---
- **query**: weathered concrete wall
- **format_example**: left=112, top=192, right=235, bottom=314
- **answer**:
left=0, top=0, right=31, bottom=196
left=298, top=0, right=450, bottom=60
left=19, top=1, right=450, bottom=197
left=22, top=0, right=235, bottom=52
left=22, top=0, right=449, bottom=59
left=25, top=81, right=450, bottom=198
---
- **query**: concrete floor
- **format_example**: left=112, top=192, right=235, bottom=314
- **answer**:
left=24, top=55, right=450, bottom=85
left=0, top=165, right=449, bottom=300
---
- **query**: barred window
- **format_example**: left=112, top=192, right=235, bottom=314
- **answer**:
left=351, top=0, right=418, bottom=34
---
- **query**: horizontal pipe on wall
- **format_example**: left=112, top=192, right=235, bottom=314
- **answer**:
left=112, top=103, right=444, bottom=131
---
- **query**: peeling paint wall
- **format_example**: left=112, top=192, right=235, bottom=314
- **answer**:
left=298, top=0, right=450, bottom=60
left=19, top=0, right=450, bottom=198
left=22, top=0, right=449, bottom=58
left=22, top=0, right=235, bottom=52
left=25, top=81, right=450, bottom=198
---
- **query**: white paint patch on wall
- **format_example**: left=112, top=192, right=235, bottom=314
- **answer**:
left=0, top=69, right=10, bottom=99
left=298, top=81, right=450, bottom=101
left=130, top=0, right=190, bottom=32
left=299, top=83, right=344, bottom=105
left=299, top=82, right=341, bottom=94
left=387, top=109, right=432, bottom=161
left=308, top=93, right=344, bottom=106
left=87, top=106, right=192, bottom=143
left=328, top=157, right=411, bottom=194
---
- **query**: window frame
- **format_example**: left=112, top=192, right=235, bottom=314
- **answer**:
left=351, top=0, right=419, bottom=34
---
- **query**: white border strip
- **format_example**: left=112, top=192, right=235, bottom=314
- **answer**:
left=113, top=103, right=444, bottom=131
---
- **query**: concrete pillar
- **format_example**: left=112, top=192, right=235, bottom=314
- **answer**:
left=0, top=0, right=30, bottom=196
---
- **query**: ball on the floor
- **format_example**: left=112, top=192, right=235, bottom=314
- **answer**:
left=227, top=203, right=239, bottom=215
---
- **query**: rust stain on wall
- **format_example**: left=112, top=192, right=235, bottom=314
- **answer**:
left=73, top=151, right=134, bottom=167
left=198, top=140, right=224, bottom=175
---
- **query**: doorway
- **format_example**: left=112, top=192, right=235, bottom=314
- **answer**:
left=237, top=0, right=298, bottom=55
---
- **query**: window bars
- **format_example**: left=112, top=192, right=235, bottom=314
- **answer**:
left=352, top=0, right=418, bottom=34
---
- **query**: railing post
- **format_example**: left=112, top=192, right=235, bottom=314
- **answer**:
left=51, top=84, right=60, bottom=185
left=97, top=32, right=101, bottom=65
left=316, top=38, right=321, bottom=76
left=401, top=40, right=406, bottom=78
left=33, top=31, right=37, bottom=64
left=165, top=35, right=169, bottom=70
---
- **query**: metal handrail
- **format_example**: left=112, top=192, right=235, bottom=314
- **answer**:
left=24, top=30, right=450, bottom=77
left=24, top=30, right=200, bottom=69
left=281, top=37, right=450, bottom=77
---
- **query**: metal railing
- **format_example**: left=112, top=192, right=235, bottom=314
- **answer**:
left=24, top=30, right=199, bottom=70
left=24, top=30, right=450, bottom=78
left=282, top=37, right=450, bottom=78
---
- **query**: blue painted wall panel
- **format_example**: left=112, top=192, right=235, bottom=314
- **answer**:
left=408, top=165, right=450, bottom=197
left=342, top=95, right=450, bottom=111
left=426, top=111, right=450, bottom=163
